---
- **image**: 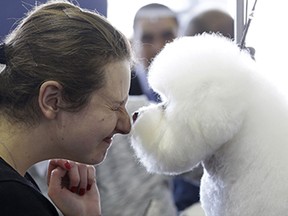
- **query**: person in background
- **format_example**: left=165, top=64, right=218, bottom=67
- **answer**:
left=129, top=3, right=179, bottom=102
left=0, top=0, right=132, bottom=215
left=184, top=8, right=234, bottom=39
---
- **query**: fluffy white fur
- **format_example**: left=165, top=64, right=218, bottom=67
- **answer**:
left=131, top=33, right=288, bottom=216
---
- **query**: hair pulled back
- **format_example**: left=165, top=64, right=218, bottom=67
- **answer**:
left=0, top=0, right=132, bottom=125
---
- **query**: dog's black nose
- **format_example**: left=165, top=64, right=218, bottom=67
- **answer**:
left=132, top=112, right=139, bottom=123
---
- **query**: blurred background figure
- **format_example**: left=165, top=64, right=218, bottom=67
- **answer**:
left=184, top=8, right=234, bottom=39
left=129, top=3, right=179, bottom=102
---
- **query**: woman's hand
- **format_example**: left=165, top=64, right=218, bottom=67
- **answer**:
left=47, top=159, right=101, bottom=216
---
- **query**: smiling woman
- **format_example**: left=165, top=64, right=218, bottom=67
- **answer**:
left=54, top=60, right=131, bottom=165
left=0, top=0, right=132, bottom=215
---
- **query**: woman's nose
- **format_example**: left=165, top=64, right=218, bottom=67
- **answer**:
left=116, top=111, right=131, bottom=134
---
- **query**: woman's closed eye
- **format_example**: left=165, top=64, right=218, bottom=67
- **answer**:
left=111, top=103, right=126, bottom=112
left=110, top=97, right=128, bottom=112
left=111, top=105, right=121, bottom=111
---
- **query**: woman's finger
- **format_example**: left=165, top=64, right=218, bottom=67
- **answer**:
left=87, top=165, right=96, bottom=191
left=47, top=159, right=95, bottom=196
left=76, top=163, right=88, bottom=196
left=67, top=163, right=80, bottom=193
left=47, top=166, right=68, bottom=199
left=47, top=159, right=74, bottom=185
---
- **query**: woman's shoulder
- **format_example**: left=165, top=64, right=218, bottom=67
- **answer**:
left=0, top=158, right=35, bottom=186
left=0, top=157, right=24, bottom=181
left=0, top=158, right=59, bottom=216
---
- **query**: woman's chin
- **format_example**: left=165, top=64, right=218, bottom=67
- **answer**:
left=95, top=147, right=111, bottom=164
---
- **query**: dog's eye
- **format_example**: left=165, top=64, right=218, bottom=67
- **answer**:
left=161, top=102, right=168, bottom=110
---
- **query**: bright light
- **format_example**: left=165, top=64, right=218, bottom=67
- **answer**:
left=247, top=0, right=288, bottom=95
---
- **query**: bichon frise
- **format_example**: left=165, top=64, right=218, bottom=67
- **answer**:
left=131, top=33, right=288, bottom=216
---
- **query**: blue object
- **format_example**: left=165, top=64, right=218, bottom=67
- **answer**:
left=173, top=177, right=200, bottom=211
left=0, top=0, right=107, bottom=41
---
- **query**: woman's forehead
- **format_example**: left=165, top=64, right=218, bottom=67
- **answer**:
left=100, top=60, right=131, bottom=98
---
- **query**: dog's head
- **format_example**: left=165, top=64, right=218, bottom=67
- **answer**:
left=131, top=33, right=257, bottom=175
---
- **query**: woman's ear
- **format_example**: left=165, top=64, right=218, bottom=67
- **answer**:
left=38, top=81, right=63, bottom=119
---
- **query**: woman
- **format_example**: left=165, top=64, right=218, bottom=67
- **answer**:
left=0, top=0, right=132, bottom=215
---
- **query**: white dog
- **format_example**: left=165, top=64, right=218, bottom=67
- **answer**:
left=131, top=33, right=288, bottom=216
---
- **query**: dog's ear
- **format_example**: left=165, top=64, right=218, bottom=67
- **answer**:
left=181, top=79, right=248, bottom=157
left=190, top=82, right=246, bottom=153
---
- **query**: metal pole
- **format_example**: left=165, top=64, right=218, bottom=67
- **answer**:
left=235, top=0, right=245, bottom=44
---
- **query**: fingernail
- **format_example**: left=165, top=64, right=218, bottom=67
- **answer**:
left=79, top=188, right=85, bottom=196
left=64, top=161, right=71, bottom=170
left=70, top=186, right=78, bottom=193
left=87, top=184, right=91, bottom=191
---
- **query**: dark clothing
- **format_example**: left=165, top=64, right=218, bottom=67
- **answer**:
left=173, top=177, right=200, bottom=211
left=129, top=68, right=161, bottom=102
left=0, top=158, right=59, bottom=216
left=129, top=72, right=143, bottom=96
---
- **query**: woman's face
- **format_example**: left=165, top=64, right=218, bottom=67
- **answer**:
left=55, top=60, right=131, bottom=165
